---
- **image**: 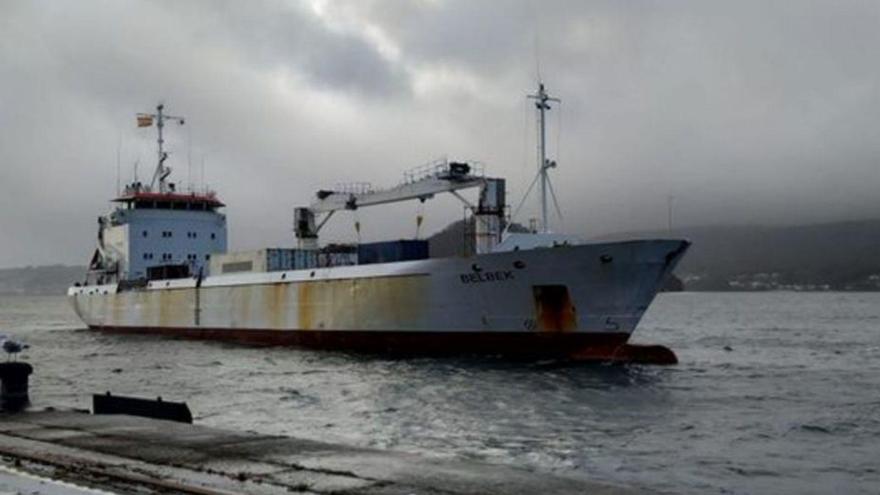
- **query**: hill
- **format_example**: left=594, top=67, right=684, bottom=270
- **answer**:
left=595, top=220, right=880, bottom=291
left=0, top=265, right=85, bottom=296
left=428, top=219, right=530, bottom=258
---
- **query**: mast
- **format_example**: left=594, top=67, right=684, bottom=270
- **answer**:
left=155, top=103, right=166, bottom=191
left=527, top=82, right=559, bottom=233
left=138, top=103, right=185, bottom=193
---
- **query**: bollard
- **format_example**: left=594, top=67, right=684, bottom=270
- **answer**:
left=0, top=361, right=33, bottom=412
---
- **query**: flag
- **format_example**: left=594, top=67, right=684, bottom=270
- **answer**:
left=137, top=114, right=153, bottom=127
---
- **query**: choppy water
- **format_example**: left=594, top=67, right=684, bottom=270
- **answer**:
left=1, top=292, right=878, bottom=494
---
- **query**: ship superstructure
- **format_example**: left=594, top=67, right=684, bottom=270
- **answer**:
left=86, top=104, right=227, bottom=285
left=69, top=87, right=689, bottom=362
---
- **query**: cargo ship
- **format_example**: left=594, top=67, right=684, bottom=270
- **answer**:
left=68, top=85, right=689, bottom=360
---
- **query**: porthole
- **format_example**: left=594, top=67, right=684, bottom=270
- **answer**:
left=513, top=260, right=526, bottom=269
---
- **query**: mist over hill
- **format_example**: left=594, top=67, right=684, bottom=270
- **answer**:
left=594, top=219, right=880, bottom=291
left=0, top=265, right=85, bottom=296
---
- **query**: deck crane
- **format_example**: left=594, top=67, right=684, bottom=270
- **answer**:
left=294, top=160, right=506, bottom=254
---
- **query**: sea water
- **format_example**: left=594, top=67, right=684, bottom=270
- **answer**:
left=1, top=292, right=877, bottom=494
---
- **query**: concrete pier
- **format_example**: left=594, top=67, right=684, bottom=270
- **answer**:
left=0, top=409, right=647, bottom=494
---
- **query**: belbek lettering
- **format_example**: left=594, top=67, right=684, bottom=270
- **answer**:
left=460, top=271, right=515, bottom=284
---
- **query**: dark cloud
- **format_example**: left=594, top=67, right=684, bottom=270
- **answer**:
left=176, top=1, right=409, bottom=98
left=1, top=0, right=879, bottom=268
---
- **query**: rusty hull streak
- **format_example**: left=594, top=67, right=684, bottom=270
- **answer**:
left=153, top=289, right=192, bottom=328
left=357, top=275, right=427, bottom=329
left=297, top=280, right=314, bottom=330
left=157, top=289, right=170, bottom=327
left=111, top=292, right=124, bottom=328
left=237, top=284, right=253, bottom=329
left=533, top=286, right=578, bottom=332
left=266, top=282, right=288, bottom=329
left=293, top=275, right=428, bottom=332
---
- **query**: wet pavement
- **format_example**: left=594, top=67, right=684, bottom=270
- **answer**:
left=0, top=464, right=115, bottom=495
left=0, top=410, right=643, bottom=495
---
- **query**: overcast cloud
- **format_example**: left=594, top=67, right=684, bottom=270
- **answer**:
left=1, top=0, right=879, bottom=267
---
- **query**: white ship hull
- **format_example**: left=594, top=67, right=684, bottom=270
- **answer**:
left=68, top=239, right=688, bottom=357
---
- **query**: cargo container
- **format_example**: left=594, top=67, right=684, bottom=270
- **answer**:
left=209, top=248, right=318, bottom=274
left=357, top=240, right=429, bottom=265
left=318, top=244, right=358, bottom=267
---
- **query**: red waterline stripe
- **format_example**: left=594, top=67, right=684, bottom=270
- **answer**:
left=91, top=325, right=632, bottom=357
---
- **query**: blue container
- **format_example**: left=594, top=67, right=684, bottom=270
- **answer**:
left=357, top=240, right=429, bottom=265
left=265, top=248, right=319, bottom=271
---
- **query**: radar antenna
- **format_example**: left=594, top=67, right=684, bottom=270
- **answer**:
left=137, top=103, right=185, bottom=193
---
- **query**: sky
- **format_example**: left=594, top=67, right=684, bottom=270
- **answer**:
left=1, top=0, right=879, bottom=268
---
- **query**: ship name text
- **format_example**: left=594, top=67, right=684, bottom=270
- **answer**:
left=460, top=271, right=515, bottom=284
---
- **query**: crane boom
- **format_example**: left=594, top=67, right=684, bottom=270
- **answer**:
left=310, top=172, right=485, bottom=214
left=294, top=160, right=506, bottom=253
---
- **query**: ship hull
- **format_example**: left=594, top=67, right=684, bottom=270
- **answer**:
left=69, top=239, right=689, bottom=358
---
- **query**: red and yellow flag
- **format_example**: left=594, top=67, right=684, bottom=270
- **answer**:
left=137, top=114, right=153, bottom=127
